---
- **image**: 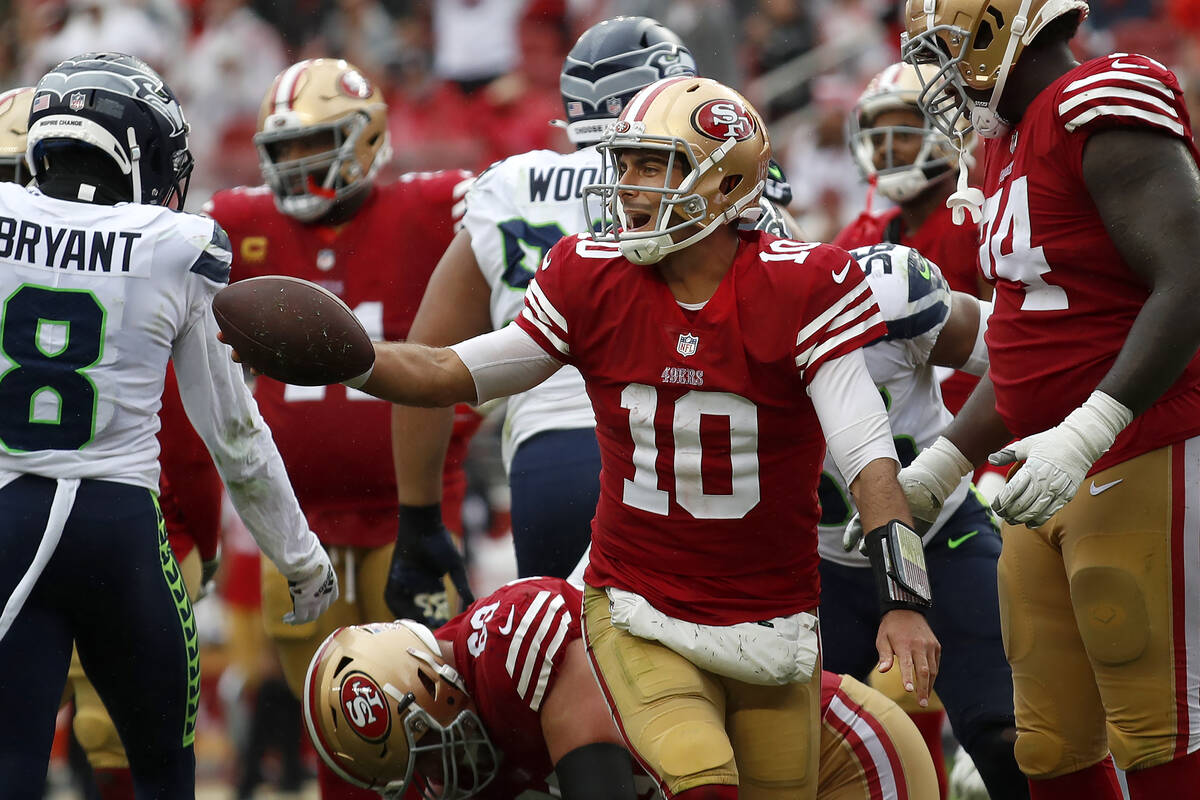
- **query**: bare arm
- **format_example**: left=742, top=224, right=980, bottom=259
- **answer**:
left=942, top=374, right=1013, bottom=467
left=849, top=457, right=913, bottom=532
left=393, top=229, right=495, bottom=505
left=361, top=342, right=477, bottom=407
left=1083, top=129, right=1200, bottom=416
left=927, top=291, right=981, bottom=370
left=539, top=639, right=626, bottom=763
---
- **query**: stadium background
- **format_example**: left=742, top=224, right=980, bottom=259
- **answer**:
left=0, top=0, right=1188, bottom=796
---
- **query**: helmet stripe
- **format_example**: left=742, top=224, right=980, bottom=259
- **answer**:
left=274, top=61, right=310, bottom=113
left=625, top=76, right=692, bottom=122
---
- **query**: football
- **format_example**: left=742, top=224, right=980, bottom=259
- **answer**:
left=212, top=276, right=375, bottom=386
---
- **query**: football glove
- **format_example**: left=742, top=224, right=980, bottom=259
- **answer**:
left=194, top=555, right=221, bottom=602
left=283, top=550, right=338, bottom=625
left=843, top=436, right=974, bottom=552
left=385, top=504, right=474, bottom=627
left=989, top=390, right=1132, bottom=527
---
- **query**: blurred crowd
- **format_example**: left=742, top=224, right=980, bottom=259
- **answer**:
left=0, top=0, right=1194, bottom=239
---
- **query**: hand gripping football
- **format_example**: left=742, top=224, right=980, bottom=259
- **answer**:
left=213, top=276, right=374, bottom=386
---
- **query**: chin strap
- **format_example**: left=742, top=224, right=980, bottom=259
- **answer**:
left=946, top=158, right=984, bottom=225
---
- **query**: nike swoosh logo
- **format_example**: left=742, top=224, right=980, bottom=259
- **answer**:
left=832, top=259, right=851, bottom=284
left=1111, top=58, right=1149, bottom=70
left=1089, top=478, right=1124, bottom=496
left=947, top=530, right=978, bottom=549
left=497, top=607, right=515, bottom=635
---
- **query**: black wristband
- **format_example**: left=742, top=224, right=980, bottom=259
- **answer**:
left=555, top=742, right=636, bottom=800
left=396, top=503, right=443, bottom=545
left=863, top=519, right=933, bottom=616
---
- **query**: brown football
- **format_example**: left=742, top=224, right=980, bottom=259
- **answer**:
left=212, top=276, right=374, bottom=386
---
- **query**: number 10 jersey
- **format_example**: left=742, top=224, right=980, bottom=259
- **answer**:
left=516, top=230, right=886, bottom=624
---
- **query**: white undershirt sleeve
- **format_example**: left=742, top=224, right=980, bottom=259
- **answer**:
left=808, top=348, right=898, bottom=485
left=449, top=323, right=564, bottom=404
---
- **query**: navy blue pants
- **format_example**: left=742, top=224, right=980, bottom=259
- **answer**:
left=0, top=475, right=197, bottom=798
left=508, top=428, right=601, bottom=579
left=819, top=491, right=1015, bottom=748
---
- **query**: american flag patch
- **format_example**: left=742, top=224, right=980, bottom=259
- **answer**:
left=566, top=101, right=584, bottom=117
left=32, top=94, right=49, bottom=113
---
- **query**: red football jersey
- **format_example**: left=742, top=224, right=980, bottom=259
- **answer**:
left=207, top=171, right=474, bottom=547
left=436, top=577, right=582, bottom=797
left=516, top=231, right=886, bottom=624
left=978, top=53, right=1200, bottom=473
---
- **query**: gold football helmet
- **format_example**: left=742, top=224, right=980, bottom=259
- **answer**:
left=901, top=0, right=1088, bottom=138
left=584, top=76, right=770, bottom=265
left=255, top=58, right=392, bottom=221
left=0, top=87, right=34, bottom=185
left=849, top=62, right=972, bottom=203
left=303, top=620, right=498, bottom=797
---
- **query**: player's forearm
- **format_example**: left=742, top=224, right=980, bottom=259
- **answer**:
left=941, top=374, right=1012, bottom=466
left=392, top=403, right=455, bottom=505
left=361, top=342, right=478, bottom=407
left=850, top=458, right=914, bottom=533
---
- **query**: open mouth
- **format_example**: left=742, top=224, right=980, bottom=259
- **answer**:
left=624, top=210, right=653, bottom=230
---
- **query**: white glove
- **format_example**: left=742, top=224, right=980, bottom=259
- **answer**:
left=283, top=550, right=339, bottom=625
left=843, top=436, right=974, bottom=552
left=989, top=390, right=1132, bottom=527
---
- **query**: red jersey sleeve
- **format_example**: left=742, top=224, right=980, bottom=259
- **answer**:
left=515, top=234, right=593, bottom=366
left=791, top=244, right=887, bottom=382
left=1056, top=54, right=1192, bottom=143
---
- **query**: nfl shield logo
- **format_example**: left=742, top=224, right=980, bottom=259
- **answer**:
left=69, top=92, right=86, bottom=111
left=677, top=333, right=699, bottom=357
left=606, top=97, right=623, bottom=115
left=316, top=249, right=336, bottom=271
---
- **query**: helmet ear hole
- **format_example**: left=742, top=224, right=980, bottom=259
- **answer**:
left=720, top=175, right=741, bottom=195
left=416, top=669, right=437, bottom=697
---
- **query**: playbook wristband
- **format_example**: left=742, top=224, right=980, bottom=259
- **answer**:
left=863, top=519, right=933, bottom=614
left=396, top=502, right=444, bottom=551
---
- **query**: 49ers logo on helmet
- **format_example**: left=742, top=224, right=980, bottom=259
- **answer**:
left=691, top=99, right=756, bottom=142
left=340, top=672, right=390, bottom=742
left=339, top=69, right=373, bottom=100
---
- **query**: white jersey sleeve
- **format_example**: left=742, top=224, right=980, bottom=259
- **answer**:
left=462, top=148, right=603, bottom=469
left=817, top=244, right=970, bottom=567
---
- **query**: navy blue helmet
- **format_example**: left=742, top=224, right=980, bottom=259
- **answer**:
left=27, top=52, right=193, bottom=207
left=559, top=16, right=697, bottom=147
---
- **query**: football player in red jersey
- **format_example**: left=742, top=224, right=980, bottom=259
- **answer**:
left=303, top=577, right=939, bottom=800
left=238, top=76, right=941, bottom=798
left=204, top=57, right=476, bottom=799
left=888, top=1, right=1200, bottom=797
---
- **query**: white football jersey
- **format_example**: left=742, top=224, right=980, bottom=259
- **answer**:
left=462, top=147, right=602, bottom=468
left=818, top=244, right=971, bottom=568
left=0, top=183, right=322, bottom=576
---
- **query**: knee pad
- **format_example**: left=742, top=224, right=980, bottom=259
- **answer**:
left=73, top=707, right=128, bottom=770
left=1070, top=566, right=1149, bottom=666
left=654, top=721, right=734, bottom=784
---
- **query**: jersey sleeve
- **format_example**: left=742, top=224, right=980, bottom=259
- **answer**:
left=1056, top=54, right=1191, bottom=142
left=793, top=245, right=888, bottom=383
left=514, top=235, right=581, bottom=365
left=852, top=244, right=951, bottom=370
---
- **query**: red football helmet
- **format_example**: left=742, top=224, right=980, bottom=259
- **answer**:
left=303, top=620, right=498, bottom=797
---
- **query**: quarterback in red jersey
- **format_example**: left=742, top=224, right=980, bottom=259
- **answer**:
left=242, top=76, right=940, bottom=799
left=896, top=1, right=1200, bottom=797
left=205, top=57, right=475, bottom=799
left=303, top=577, right=938, bottom=800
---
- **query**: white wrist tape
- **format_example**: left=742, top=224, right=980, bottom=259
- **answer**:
left=902, top=436, right=974, bottom=523
left=1067, top=390, right=1133, bottom=461
left=961, top=300, right=991, bottom=377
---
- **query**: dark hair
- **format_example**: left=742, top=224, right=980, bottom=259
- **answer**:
left=1028, top=10, right=1084, bottom=51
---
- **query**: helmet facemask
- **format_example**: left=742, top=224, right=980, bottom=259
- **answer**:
left=255, top=110, right=387, bottom=222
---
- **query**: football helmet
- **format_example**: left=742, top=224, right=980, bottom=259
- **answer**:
left=584, top=77, right=770, bottom=265
left=255, top=58, right=392, bottom=222
left=26, top=52, right=193, bottom=206
left=901, top=0, right=1088, bottom=139
left=559, top=16, right=697, bottom=146
left=303, top=620, right=498, bottom=797
left=848, top=62, right=971, bottom=203
left=0, top=87, right=34, bottom=185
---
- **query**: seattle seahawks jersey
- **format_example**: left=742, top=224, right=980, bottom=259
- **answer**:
left=817, top=245, right=969, bottom=568
left=516, top=230, right=887, bottom=624
left=462, top=147, right=602, bottom=469
left=0, top=183, right=320, bottom=574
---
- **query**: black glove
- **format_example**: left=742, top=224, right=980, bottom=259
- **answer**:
left=385, top=503, right=474, bottom=626
left=763, top=158, right=793, bottom=207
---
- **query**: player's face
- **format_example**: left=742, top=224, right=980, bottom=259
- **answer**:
left=869, top=108, right=927, bottom=170
left=614, top=149, right=686, bottom=233
left=263, top=129, right=338, bottom=193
